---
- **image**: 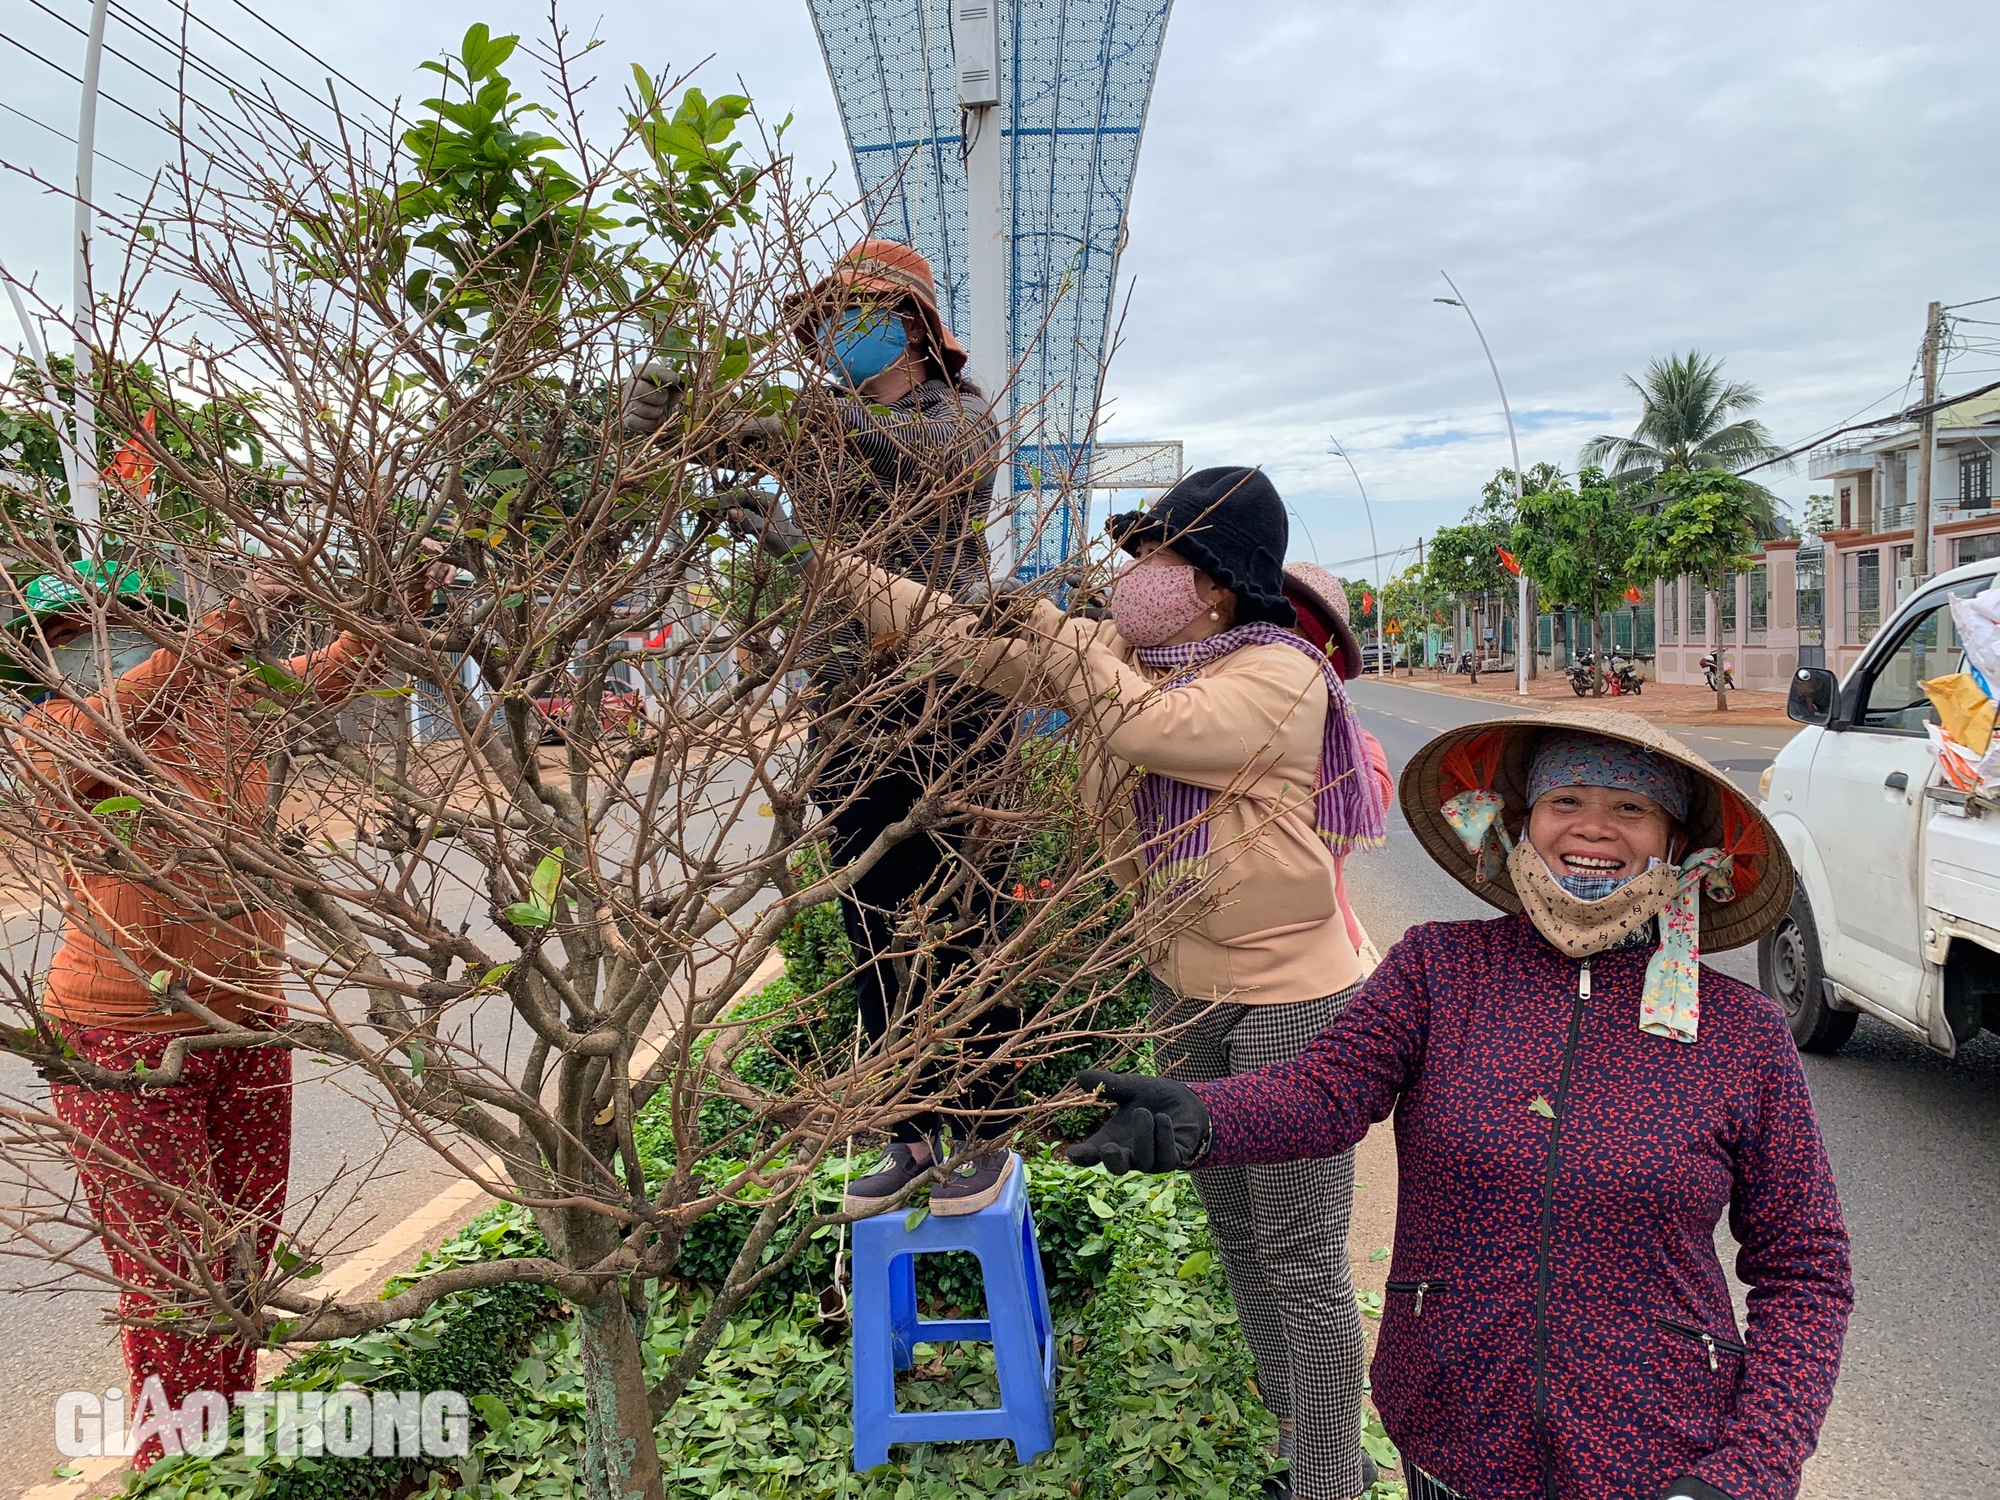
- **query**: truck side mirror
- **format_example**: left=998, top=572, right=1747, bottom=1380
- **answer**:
left=1788, top=666, right=1838, bottom=726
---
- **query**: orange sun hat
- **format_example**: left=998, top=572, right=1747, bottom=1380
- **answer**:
left=787, top=238, right=970, bottom=377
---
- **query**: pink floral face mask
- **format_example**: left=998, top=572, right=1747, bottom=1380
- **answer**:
left=1109, top=559, right=1207, bottom=647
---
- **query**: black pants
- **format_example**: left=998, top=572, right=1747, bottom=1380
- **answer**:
left=820, top=699, right=1018, bottom=1145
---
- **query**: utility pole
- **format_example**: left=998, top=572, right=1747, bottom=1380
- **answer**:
left=956, top=0, right=1012, bottom=577
left=1415, top=534, right=1425, bottom=670
left=1912, top=299, right=1943, bottom=589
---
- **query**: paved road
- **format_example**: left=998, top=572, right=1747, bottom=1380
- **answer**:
left=0, top=757, right=774, bottom=1497
left=1343, top=678, right=2000, bottom=1500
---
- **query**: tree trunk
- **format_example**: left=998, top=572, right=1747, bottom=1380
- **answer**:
left=578, top=1293, right=666, bottom=1500
left=1712, top=581, right=1729, bottom=712
left=1590, top=600, right=1603, bottom=696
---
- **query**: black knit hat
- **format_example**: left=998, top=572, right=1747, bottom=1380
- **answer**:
left=1106, top=466, right=1296, bottom=629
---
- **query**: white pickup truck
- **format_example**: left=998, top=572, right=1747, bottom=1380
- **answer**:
left=1759, top=557, right=2000, bottom=1055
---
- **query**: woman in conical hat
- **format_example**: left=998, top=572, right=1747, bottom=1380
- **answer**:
left=1068, top=711, right=1851, bottom=1500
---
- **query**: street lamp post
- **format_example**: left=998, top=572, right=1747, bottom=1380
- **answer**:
left=1435, top=273, right=1529, bottom=697
left=1326, top=434, right=1384, bottom=676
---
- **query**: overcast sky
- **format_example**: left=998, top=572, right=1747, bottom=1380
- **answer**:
left=4, top=0, right=1997, bottom=575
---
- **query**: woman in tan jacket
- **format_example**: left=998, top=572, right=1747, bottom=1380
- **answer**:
left=804, top=465, right=1388, bottom=1499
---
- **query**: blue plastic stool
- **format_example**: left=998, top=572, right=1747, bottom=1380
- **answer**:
left=850, top=1154, right=1055, bottom=1470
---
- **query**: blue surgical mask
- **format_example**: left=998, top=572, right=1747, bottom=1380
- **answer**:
left=1554, top=870, right=1637, bottom=902
left=820, top=307, right=909, bottom=387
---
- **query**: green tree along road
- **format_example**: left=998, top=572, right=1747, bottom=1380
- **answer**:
left=1512, top=468, right=1646, bottom=694
left=1579, top=349, right=1788, bottom=534
left=1631, top=468, right=1763, bottom=709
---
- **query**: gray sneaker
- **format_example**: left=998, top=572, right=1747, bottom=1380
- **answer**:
left=929, top=1150, right=1015, bottom=1216
left=842, top=1142, right=932, bottom=1215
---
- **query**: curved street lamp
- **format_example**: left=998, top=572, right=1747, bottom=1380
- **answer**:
left=1435, top=272, right=1529, bottom=696
left=1325, top=434, right=1384, bottom=675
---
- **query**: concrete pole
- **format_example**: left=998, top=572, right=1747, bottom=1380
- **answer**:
left=69, top=0, right=111, bottom=550
left=1913, top=300, right=1942, bottom=587
left=958, top=1, right=1012, bottom=578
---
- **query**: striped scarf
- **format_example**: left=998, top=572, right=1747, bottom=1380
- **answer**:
left=1129, top=623, right=1386, bottom=896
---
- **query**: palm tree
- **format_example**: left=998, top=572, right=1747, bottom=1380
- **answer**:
left=1581, top=351, right=1789, bottom=533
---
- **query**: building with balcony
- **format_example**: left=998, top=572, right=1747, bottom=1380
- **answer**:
left=1653, top=390, right=2000, bottom=687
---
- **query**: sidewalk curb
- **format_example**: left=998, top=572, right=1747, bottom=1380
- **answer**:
left=19, top=950, right=788, bottom=1500
left=1352, top=673, right=1796, bottom=729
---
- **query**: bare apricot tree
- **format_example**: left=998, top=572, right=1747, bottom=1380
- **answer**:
left=0, top=18, right=1155, bottom=1499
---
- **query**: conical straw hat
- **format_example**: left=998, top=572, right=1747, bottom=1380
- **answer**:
left=1399, top=708, right=1793, bottom=952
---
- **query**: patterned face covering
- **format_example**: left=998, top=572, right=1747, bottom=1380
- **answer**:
left=1109, top=560, right=1209, bottom=648
left=1506, top=839, right=1737, bottom=1042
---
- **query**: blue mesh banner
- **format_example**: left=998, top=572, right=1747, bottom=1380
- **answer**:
left=807, top=0, right=1172, bottom=578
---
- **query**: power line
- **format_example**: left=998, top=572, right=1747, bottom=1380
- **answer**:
left=26, top=0, right=354, bottom=162
left=1322, top=542, right=1420, bottom=572
left=0, top=28, right=179, bottom=140
left=1740, top=377, right=2000, bottom=476
left=98, top=0, right=396, bottom=152
left=213, top=0, right=395, bottom=114
left=0, top=96, right=152, bottom=177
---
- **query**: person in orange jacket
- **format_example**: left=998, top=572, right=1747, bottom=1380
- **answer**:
left=10, top=563, right=437, bottom=1465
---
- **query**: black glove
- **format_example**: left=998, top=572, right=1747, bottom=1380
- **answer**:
left=1658, top=1480, right=1736, bottom=1500
left=720, top=490, right=815, bottom=572
left=621, top=358, right=686, bottom=437
left=955, top=576, right=1039, bottom=632
left=1064, top=1070, right=1211, bottom=1174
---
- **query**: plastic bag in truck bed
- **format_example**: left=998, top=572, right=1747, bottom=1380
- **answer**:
left=1922, top=671, right=2000, bottom=753
left=1949, top=584, right=2000, bottom=682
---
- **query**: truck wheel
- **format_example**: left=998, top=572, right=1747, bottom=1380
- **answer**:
left=1759, top=890, right=1857, bottom=1054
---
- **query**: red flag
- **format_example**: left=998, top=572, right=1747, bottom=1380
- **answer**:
left=1496, top=545, right=1521, bottom=576
left=643, top=622, right=673, bottom=649
left=1362, top=591, right=1375, bottom=615
left=1623, top=585, right=1644, bottom=605
left=103, top=409, right=157, bottom=500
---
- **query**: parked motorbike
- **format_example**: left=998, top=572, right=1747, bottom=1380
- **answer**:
left=1700, top=650, right=1736, bottom=691
left=1608, top=655, right=1645, bottom=696
left=1566, top=652, right=1598, bottom=697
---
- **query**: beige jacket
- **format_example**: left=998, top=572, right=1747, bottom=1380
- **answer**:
left=837, top=563, right=1366, bottom=1004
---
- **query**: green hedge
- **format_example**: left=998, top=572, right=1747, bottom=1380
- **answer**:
left=127, top=1156, right=1381, bottom=1500
left=125, top=806, right=1402, bottom=1500
left=405, top=1164, right=1281, bottom=1500
left=126, top=1212, right=560, bottom=1500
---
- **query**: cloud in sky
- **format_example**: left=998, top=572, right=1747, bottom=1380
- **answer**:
left=3, top=0, right=1996, bottom=575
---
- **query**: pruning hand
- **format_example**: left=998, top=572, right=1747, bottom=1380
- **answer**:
left=1064, top=1070, right=1210, bottom=1175
left=720, top=490, right=816, bottom=573
left=956, top=576, right=1039, bottom=632
left=620, top=358, right=686, bottom=438
left=240, top=568, right=296, bottom=610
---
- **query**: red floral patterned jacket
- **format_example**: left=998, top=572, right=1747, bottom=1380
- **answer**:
left=1192, top=913, right=1851, bottom=1500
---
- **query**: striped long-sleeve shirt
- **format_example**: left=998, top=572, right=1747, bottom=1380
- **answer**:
left=788, top=378, right=998, bottom=683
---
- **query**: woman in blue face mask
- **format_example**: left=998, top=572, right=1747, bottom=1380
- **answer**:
left=789, top=246, right=1022, bottom=1216
left=626, top=240, right=1023, bottom=1215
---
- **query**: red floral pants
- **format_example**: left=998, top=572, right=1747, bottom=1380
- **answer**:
left=48, top=1021, right=291, bottom=1464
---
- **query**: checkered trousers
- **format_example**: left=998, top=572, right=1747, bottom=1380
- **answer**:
left=1151, top=979, right=1368, bottom=1500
